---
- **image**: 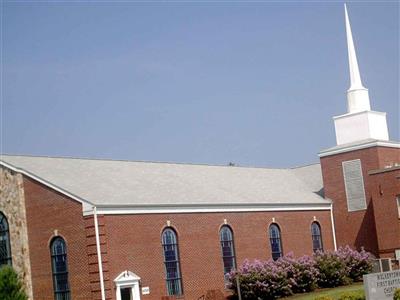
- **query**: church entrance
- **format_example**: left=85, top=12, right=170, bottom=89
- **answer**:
left=120, top=287, right=132, bottom=300
left=114, top=271, right=141, bottom=300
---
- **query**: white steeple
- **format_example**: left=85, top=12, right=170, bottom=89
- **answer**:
left=344, top=3, right=371, bottom=113
left=333, top=4, right=389, bottom=145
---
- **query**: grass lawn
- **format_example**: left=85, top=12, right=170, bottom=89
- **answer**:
left=282, top=282, right=364, bottom=300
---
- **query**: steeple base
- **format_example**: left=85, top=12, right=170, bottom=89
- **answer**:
left=333, top=110, right=389, bottom=145
left=347, top=88, right=371, bottom=113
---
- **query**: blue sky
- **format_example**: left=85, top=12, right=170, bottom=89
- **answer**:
left=2, top=1, right=399, bottom=168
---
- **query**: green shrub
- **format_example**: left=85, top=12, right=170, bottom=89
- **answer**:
left=0, top=266, right=28, bottom=300
left=337, top=290, right=365, bottom=300
left=393, top=288, right=400, bottom=300
left=314, top=296, right=334, bottom=300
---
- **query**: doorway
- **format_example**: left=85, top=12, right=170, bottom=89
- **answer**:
left=114, top=271, right=141, bottom=300
left=120, top=287, right=132, bottom=300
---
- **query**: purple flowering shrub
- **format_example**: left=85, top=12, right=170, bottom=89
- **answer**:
left=227, top=259, right=292, bottom=300
left=313, top=250, right=350, bottom=287
left=228, top=246, right=372, bottom=299
left=336, top=246, right=374, bottom=281
left=227, top=254, right=318, bottom=299
left=314, top=246, right=374, bottom=287
left=275, top=253, right=319, bottom=293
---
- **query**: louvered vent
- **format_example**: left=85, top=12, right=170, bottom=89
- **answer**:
left=342, top=159, right=367, bottom=211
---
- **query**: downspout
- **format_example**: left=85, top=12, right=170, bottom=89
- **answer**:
left=330, top=202, right=338, bottom=251
left=94, top=206, right=106, bottom=300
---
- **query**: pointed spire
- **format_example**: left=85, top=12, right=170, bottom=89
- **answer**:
left=344, top=3, right=364, bottom=90
left=344, top=4, right=371, bottom=113
left=332, top=4, right=389, bottom=146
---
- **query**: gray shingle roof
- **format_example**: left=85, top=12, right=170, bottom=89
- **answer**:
left=0, top=155, right=329, bottom=207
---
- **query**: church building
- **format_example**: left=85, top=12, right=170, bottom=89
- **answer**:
left=0, top=5, right=399, bottom=300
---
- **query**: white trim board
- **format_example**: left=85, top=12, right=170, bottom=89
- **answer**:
left=83, top=203, right=332, bottom=216
left=319, top=140, right=400, bottom=158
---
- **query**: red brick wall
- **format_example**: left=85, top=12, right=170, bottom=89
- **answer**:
left=103, top=210, right=334, bottom=300
left=320, top=146, right=400, bottom=255
left=376, top=147, right=400, bottom=169
left=84, top=215, right=113, bottom=300
left=369, top=168, right=400, bottom=258
left=23, top=176, right=91, bottom=300
left=20, top=174, right=335, bottom=300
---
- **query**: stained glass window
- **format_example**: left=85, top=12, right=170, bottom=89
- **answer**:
left=162, top=228, right=182, bottom=296
left=0, top=212, right=12, bottom=266
left=50, top=237, right=70, bottom=300
left=269, top=224, right=283, bottom=260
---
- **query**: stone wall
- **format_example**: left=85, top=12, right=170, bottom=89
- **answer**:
left=0, top=166, right=33, bottom=299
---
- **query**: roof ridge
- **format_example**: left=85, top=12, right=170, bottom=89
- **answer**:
left=0, top=153, right=291, bottom=170
left=290, top=162, right=321, bottom=169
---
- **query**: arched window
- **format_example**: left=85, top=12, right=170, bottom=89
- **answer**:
left=161, top=228, right=182, bottom=296
left=311, top=222, right=323, bottom=252
left=219, top=226, right=236, bottom=275
left=0, top=212, right=12, bottom=266
left=269, top=224, right=283, bottom=260
left=50, top=237, right=70, bottom=300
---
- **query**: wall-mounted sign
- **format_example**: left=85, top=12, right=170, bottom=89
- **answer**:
left=142, top=287, right=150, bottom=295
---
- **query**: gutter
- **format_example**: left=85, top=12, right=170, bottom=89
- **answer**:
left=83, top=202, right=332, bottom=216
left=93, top=206, right=106, bottom=300
left=330, top=202, right=338, bottom=251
